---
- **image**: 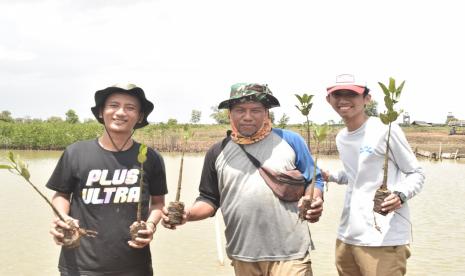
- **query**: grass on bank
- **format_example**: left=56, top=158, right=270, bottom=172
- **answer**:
left=0, top=121, right=461, bottom=153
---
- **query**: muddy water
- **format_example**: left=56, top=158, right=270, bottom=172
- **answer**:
left=0, top=151, right=464, bottom=275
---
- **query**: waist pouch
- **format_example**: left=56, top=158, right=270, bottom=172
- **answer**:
left=239, top=145, right=305, bottom=202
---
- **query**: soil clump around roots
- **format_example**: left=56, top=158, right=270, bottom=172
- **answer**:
left=129, top=221, right=148, bottom=241
left=299, top=198, right=313, bottom=221
left=57, top=219, right=98, bottom=249
left=373, top=188, right=391, bottom=216
left=167, top=201, right=185, bottom=225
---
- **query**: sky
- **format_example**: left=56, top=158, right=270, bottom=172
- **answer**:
left=1, top=0, right=464, bottom=125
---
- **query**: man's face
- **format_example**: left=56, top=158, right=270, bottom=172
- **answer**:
left=326, top=89, right=371, bottom=120
left=230, top=101, right=268, bottom=137
left=100, top=93, right=142, bottom=134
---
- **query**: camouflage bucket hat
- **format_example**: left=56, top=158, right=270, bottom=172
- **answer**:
left=218, top=83, right=280, bottom=109
left=91, top=83, right=154, bottom=129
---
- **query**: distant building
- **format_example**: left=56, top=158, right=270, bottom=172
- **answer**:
left=403, top=112, right=410, bottom=125
left=448, top=120, right=465, bottom=127
left=448, top=120, right=465, bottom=135
left=447, top=112, right=456, bottom=123
left=411, top=121, right=433, bottom=127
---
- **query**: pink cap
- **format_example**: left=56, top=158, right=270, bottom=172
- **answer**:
left=326, top=74, right=366, bottom=94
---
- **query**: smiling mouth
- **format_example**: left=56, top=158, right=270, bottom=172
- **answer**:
left=113, top=119, right=127, bottom=124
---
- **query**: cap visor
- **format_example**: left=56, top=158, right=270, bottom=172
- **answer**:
left=327, top=85, right=365, bottom=94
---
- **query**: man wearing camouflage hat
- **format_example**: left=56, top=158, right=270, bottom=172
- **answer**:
left=162, top=83, right=324, bottom=275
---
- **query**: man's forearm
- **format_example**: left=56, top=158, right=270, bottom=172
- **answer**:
left=313, top=187, right=323, bottom=200
left=51, top=192, right=71, bottom=217
left=148, top=195, right=165, bottom=224
left=187, top=201, right=216, bottom=221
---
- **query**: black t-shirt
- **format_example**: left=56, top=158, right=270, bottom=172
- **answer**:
left=46, top=139, right=167, bottom=275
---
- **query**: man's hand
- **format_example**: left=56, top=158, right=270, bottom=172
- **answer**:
left=49, top=216, right=78, bottom=246
left=161, top=206, right=189, bottom=230
left=380, top=193, right=402, bottom=213
left=128, top=221, right=156, bottom=249
left=298, top=195, right=324, bottom=223
left=321, top=169, right=330, bottom=182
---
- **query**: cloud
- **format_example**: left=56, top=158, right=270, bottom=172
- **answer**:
left=0, top=46, right=37, bottom=61
left=0, top=0, right=464, bottom=124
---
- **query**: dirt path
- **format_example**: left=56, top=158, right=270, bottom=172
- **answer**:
left=141, top=126, right=465, bottom=155
left=406, top=131, right=465, bottom=153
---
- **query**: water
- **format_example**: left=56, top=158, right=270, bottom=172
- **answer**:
left=1, top=151, right=464, bottom=276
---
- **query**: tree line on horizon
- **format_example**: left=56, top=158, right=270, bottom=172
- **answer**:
left=0, top=105, right=338, bottom=151
left=2, top=101, right=366, bottom=128
left=1, top=100, right=453, bottom=152
left=0, top=108, right=291, bottom=128
left=0, top=97, right=382, bottom=151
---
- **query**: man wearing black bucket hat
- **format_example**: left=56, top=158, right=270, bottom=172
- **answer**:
left=162, top=83, right=324, bottom=275
left=46, top=83, right=167, bottom=276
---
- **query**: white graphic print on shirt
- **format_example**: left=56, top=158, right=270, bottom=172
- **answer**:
left=82, top=168, right=141, bottom=204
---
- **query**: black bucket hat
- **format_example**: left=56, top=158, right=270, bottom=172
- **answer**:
left=218, top=83, right=280, bottom=109
left=91, top=83, right=154, bottom=129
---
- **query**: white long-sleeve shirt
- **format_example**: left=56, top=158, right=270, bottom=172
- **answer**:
left=331, top=117, right=425, bottom=246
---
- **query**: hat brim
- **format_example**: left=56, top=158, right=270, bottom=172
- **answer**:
left=91, top=86, right=154, bottom=129
left=326, top=85, right=365, bottom=95
left=218, top=93, right=280, bottom=109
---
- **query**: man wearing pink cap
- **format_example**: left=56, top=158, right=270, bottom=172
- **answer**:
left=324, top=74, right=424, bottom=276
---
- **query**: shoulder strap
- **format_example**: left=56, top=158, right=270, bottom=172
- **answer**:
left=219, top=130, right=235, bottom=151
left=238, top=144, right=262, bottom=168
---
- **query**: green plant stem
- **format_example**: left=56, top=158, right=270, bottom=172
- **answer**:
left=305, top=115, right=311, bottom=150
left=13, top=167, right=66, bottom=222
left=307, top=157, right=317, bottom=199
left=136, top=165, right=144, bottom=222
left=308, top=139, right=320, bottom=198
left=381, top=123, right=392, bottom=190
left=175, top=150, right=184, bottom=202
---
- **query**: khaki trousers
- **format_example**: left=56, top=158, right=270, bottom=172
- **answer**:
left=231, top=253, right=312, bottom=276
left=335, top=239, right=411, bottom=276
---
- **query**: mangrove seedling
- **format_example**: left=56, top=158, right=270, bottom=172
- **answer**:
left=295, top=93, right=313, bottom=150
left=167, top=126, right=192, bottom=225
left=0, top=151, right=97, bottom=248
left=299, top=124, right=329, bottom=220
left=129, top=144, right=150, bottom=241
left=373, top=77, right=405, bottom=216
left=295, top=93, right=318, bottom=220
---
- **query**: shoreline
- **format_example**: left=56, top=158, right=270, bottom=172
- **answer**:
left=2, top=123, right=465, bottom=155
